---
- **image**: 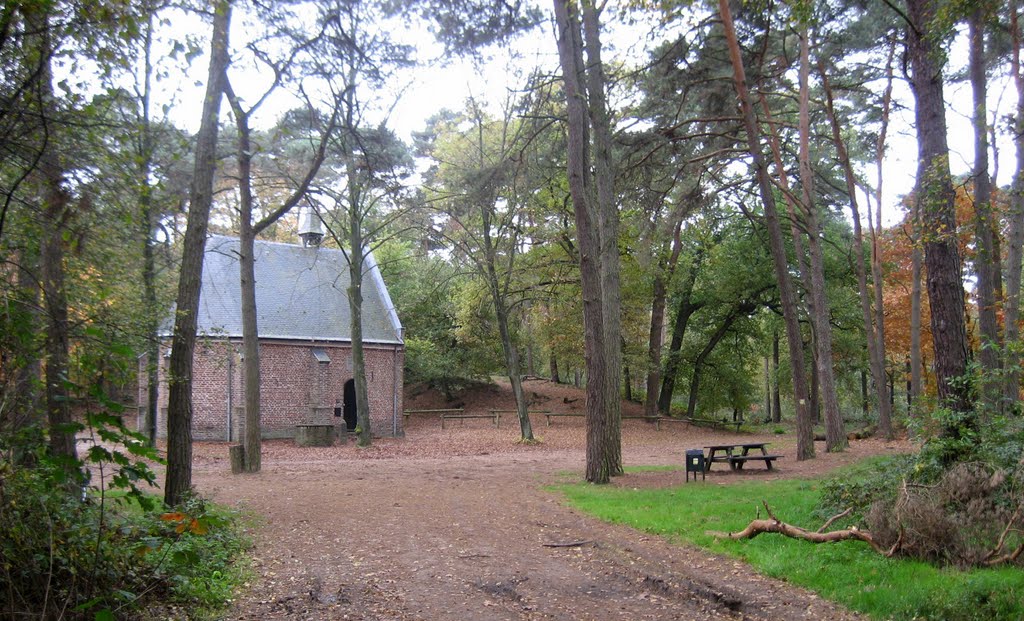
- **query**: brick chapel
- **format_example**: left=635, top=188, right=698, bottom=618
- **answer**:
left=140, top=226, right=405, bottom=441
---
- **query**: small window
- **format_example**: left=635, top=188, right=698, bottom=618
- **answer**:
left=311, top=347, right=331, bottom=364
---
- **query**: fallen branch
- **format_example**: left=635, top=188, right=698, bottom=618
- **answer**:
left=982, top=505, right=1024, bottom=567
left=816, top=507, right=852, bottom=533
left=542, top=540, right=593, bottom=548
left=707, top=501, right=894, bottom=556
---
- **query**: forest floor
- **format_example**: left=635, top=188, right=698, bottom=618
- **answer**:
left=189, top=377, right=914, bottom=620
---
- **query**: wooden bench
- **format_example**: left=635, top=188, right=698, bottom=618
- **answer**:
left=441, top=411, right=500, bottom=429
left=727, top=454, right=783, bottom=471
left=489, top=409, right=551, bottom=424
left=685, top=417, right=743, bottom=432
left=403, top=408, right=462, bottom=423
left=622, top=415, right=664, bottom=430
left=544, top=412, right=585, bottom=426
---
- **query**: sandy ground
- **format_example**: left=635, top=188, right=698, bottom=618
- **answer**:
left=187, top=378, right=913, bottom=620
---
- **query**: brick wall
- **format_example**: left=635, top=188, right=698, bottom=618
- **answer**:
left=151, top=339, right=404, bottom=441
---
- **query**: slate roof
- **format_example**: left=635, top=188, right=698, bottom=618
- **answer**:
left=182, top=235, right=402, bottom=345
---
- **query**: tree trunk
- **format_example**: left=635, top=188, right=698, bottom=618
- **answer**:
left=624, top=365, right=633, bottom=402
left=138, top=10, right=160, bottom=447
left=909, top=200, right=923, bottom=406
left=798, top=28, right=844, bottom=450
left=550, top=351, right=560, bottom=384
left=861, top=370, right=869, bottom=418
left=1004, top=0, right=1024, bottom=405
left=164, top=0, right=230, bottom=507
left=819, top=62, right=891, bottom=438
left=485, top=233, right=535, bottom=441
left=874, top=42, right=898, bottom=410
left=970, top=5, right=1001, bottom=411
left=810, top=348, right=820, bottom=424
left=24, top=3, right=77, bottom=464
left=772, top=332, right=781, bottom=423
left=644, top=273, right=667, bottom=418
left=685, top=309, right=743, bottom=419
left=718, top=0, right=813, bottom=459
left=764, top=357, right=772, bottom=422
left=907, top=0, right=972, bottom=422
left=658, top=256, right=703, bottom=414
left=348, top=163, right=373, bottom=448
left=225, top=86, right=262, bottom=472
left=645, top=219, right=683, bottom=418
left=41, top=171, right=74, bottom=462
left=582, top=0, right=622, bottom=477
left=554, top=0, right=612, bottom=482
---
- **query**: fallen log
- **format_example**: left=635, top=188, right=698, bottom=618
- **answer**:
left=706, top=502, right=898, bottom=556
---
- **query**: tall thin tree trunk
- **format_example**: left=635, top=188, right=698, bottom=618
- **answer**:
left=550, top=351, right=560, bottom=383
left=554, top=0, right=612, bottom=482
left=798, top=27, right=845, bottom=450
left=645, top=219, right=684, bottom=419
left=644, top=273, right=667, bottom=418
left=718, top=0, right=813, bottom=459
left=906, top=0, right=971, bottom=423
left=345, top=150, right=373, bottom=447
left=165, top=0, right=230, bottom=506
left=970, top=6, right=1001, bottom=411
left=1005, top=1, right=1024, bottom=405
left=764, top=357, right=772, bottom=422
left=26, top=3, right=76, bottom=463
left=772, top=332, right=781, bottom=423
left=581, top=0, right=622, bottom=476
left=41, top=172, right=74, bottom=462
left=138, top=8, right=160, bottom=447
left=225, top=84, right=262, bottom=472
left=485, top=233, right=535, bottom=442
left=819, top=62, right=892, bottom=438
left=658, top=256, right=702, bottom=414
left=874, top=41, right=898, bottom=408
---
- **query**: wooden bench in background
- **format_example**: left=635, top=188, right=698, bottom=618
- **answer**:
left=544, top=412, right=584, bottom=426
left=403, top=408, right=462, bottom=424
left=685, top=417, right=743, bottom=432
left=622, top=415, right=663, bottom=429
left=442, top=411, right=500, bottom=429
left=488, top=410, right=551, bottom=428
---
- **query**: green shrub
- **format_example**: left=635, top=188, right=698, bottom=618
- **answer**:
left=0, top=418, right=250, bottom=619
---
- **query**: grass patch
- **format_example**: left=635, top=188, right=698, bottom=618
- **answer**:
left=624, top=465, right=680, bottom=473
left=557, top=475, right=1024, bottom=620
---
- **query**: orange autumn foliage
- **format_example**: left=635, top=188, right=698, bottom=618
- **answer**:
left=880, top=184, right=1009, bottom=393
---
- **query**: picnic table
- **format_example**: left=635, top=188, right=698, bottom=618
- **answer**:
left=703, top=442, right=782, bottom=471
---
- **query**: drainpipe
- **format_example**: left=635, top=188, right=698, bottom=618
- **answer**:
left=393, top=344, right=400, bottom=437
left=226, top=342, right=233, bottom=442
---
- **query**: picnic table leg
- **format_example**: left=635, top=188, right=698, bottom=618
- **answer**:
left=441, top=415, right=446, bottom=430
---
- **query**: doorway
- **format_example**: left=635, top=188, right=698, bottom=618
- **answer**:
left=342, top=379, right=357, bottom=431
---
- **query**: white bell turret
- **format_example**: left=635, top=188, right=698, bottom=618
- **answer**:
left=298, top=206, right=324, bottom=247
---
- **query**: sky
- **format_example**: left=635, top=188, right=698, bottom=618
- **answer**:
left=152, top=4, right=1018, bottom=231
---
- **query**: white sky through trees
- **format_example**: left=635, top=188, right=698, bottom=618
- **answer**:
left=150, top=3, right=1016, bottom=230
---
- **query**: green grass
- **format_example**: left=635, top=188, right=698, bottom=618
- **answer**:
left=557, top=474, right=1024, bottom=620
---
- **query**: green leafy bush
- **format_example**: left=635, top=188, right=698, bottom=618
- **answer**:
left=0, top=415, right=250, bottom=619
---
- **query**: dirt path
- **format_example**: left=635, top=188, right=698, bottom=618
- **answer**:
left=190, top=382, right=912, bottom=620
